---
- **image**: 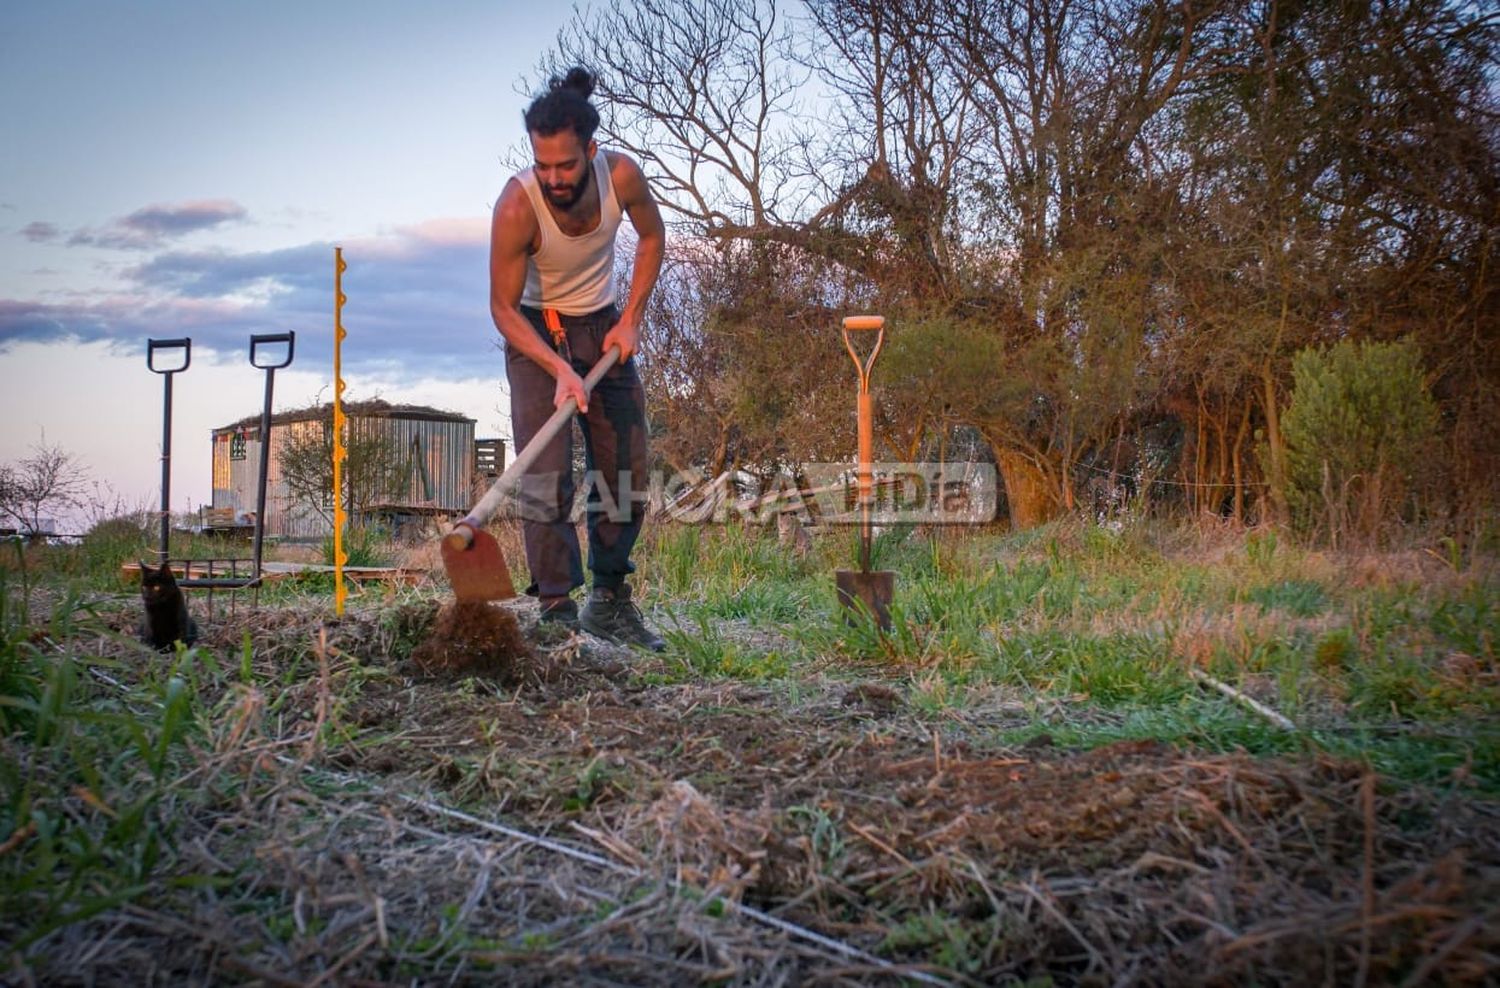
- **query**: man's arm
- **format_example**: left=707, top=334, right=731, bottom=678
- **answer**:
left=490, top=179, right=590, bottom=412
left=602, top=153, right=665, bottom=363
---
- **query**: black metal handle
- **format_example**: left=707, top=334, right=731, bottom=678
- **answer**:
left=147, top=337, right=191, bottom=374
left=250, top=331, right=295, bottom=369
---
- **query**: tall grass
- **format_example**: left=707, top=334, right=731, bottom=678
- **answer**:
left=0, top=521, right=255, bottom=592
left=637, top=516, right=1498, bottom=790
left=1, top=574, right=207, bottom=952
left=321, top=524, right=392, bottom=567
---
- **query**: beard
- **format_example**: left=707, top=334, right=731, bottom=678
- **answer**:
left=542, top=165, right=592, bottom=209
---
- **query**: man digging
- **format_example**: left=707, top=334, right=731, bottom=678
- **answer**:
left=488, top=66, right=666, bottom=651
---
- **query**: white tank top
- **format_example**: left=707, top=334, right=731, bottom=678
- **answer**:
left=517, top=151, right=623, bottom=314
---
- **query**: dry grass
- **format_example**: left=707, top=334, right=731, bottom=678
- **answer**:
left=6, top=520, right=1499, bottom=985
left=7, top=599, right=1496, bottom=985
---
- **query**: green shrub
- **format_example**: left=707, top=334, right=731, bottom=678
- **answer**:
left=321, top=524, right=391, bottom=567
left=79, top=514, right=153, bottom=579
left=1278, top=339, right=1439, bottom=546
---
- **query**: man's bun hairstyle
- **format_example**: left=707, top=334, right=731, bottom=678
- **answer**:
left=556, top=67, right=596, bottom=99
left=525, top=66, right=601, bottom=144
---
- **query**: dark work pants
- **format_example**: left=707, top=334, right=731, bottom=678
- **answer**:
left=505, top=304, right=650, bottom=598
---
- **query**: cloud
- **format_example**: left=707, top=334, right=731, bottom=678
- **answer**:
left=0, top=295, right=265, bottom=349
left=21, top=221, right=61, bottom=243
left=1, top=219, right=500, bottom=379
left=385, top=217, right=489, bottom=249
left=68, top=199, right=249, bottom=250
left=129, top=243, right=329, bottom=298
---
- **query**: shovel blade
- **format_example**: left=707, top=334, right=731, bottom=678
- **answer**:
left=836, top=569, right=895, bottom=631
left=441, top=526, right=517, bottom=602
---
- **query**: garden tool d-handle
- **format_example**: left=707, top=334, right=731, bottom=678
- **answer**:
left=841, top=315, right=886, bottom=391
left=247, top=331, right=294, bottom=579
left=250, top=331, right=295, bottom=369
left=447, top=345, right=622, bottom=550
left=148, top=337, right=192, bottom=563
left=842, top=315, right=885, bottom=506
left=148, top=337, right=192, bottom=375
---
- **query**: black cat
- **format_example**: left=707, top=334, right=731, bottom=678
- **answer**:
left=139, top=560, right=199, bottom=651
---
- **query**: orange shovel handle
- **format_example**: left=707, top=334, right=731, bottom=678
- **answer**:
left=842, top=315, right=885, bottom=505
left=857, top=391, right=874, bottom=503
left=446, top=344, right=621, bottom=550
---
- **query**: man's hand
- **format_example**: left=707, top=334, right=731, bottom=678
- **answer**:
left=601, top=315, right=642, bottom=365
left=553, top=365, right=589, bottom=414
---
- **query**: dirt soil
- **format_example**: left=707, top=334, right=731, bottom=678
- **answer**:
left=408, top=602, right=533, bottom=681
left=22, top=598, right=1500, bottom=986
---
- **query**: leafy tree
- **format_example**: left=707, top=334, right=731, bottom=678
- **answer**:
left=1279, top=340, right=1440, bottom=546
left=1163, top=0, right=1498, bottom=523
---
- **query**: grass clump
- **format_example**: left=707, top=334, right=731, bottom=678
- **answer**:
left=1, top=585, right=204, bottom=954
left=662, top=610, right=794, bottom=681
left=321, top=524, right=392, bottom=567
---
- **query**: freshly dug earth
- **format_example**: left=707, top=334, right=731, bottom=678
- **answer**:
left=408, top=601, right=532, bottom=681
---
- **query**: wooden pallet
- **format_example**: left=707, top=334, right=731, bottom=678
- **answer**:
left=122, top=561, right=429, bottom=586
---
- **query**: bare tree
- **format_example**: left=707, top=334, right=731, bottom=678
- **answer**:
left=0, top=442, right=91, bottom=534
left=544, top=0, right=816, bottom=232
left=276, top=411, right=404, bottom=526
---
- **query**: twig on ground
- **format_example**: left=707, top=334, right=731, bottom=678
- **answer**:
left=305, top=932, right=378, bottom=988
left=0, top=822, right=37, bottom=856
left=570, top=820, right=650, bottom=870
left=1190, top=669, right=1296, bottom=730
left=1398, top=914, right=1488, bottom=988
left=848, top=820, right=913, bottom=868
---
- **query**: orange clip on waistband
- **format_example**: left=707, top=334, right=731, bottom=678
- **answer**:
left=543, top=308, right=565, bottom=348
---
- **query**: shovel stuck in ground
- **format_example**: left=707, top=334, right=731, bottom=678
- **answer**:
left=441, top=345, right=621, bottom=603
left=835, top=315, right=896, bottom=630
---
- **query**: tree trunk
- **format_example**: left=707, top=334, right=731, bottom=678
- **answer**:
left=1260, top=363, right=1289, bottom=526
left=1211, top=402, right=1230, bottom=516
left=1232, top=402, right=1251, bottom=524
left=994, top=447, right=1059, bottom=530
left=1193, top=386, right=1208, bottom=514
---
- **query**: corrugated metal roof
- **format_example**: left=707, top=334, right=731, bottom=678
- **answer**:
left=214, top=399, right=473, bottom=433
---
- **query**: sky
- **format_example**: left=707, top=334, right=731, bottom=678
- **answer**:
left=0, top=0, right=571, bottom=527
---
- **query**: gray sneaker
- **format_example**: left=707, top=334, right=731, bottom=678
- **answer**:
left=580, top=585, right=666, bottom=652
left=539, top=597, right=579, bottom=630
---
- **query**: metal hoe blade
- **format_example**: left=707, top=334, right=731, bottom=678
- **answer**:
left=440, top=526, right=517, bottom=603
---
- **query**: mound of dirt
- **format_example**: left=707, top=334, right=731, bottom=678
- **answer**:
left=409, top=602, right=532, bottom=682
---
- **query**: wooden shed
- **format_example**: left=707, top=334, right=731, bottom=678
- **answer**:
left=210, top=401, right=491, bottom=539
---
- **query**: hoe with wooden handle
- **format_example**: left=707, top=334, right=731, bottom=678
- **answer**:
left=835, top=315, right=895, bottom=630
left=441, top=346, right=621, bottom=602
